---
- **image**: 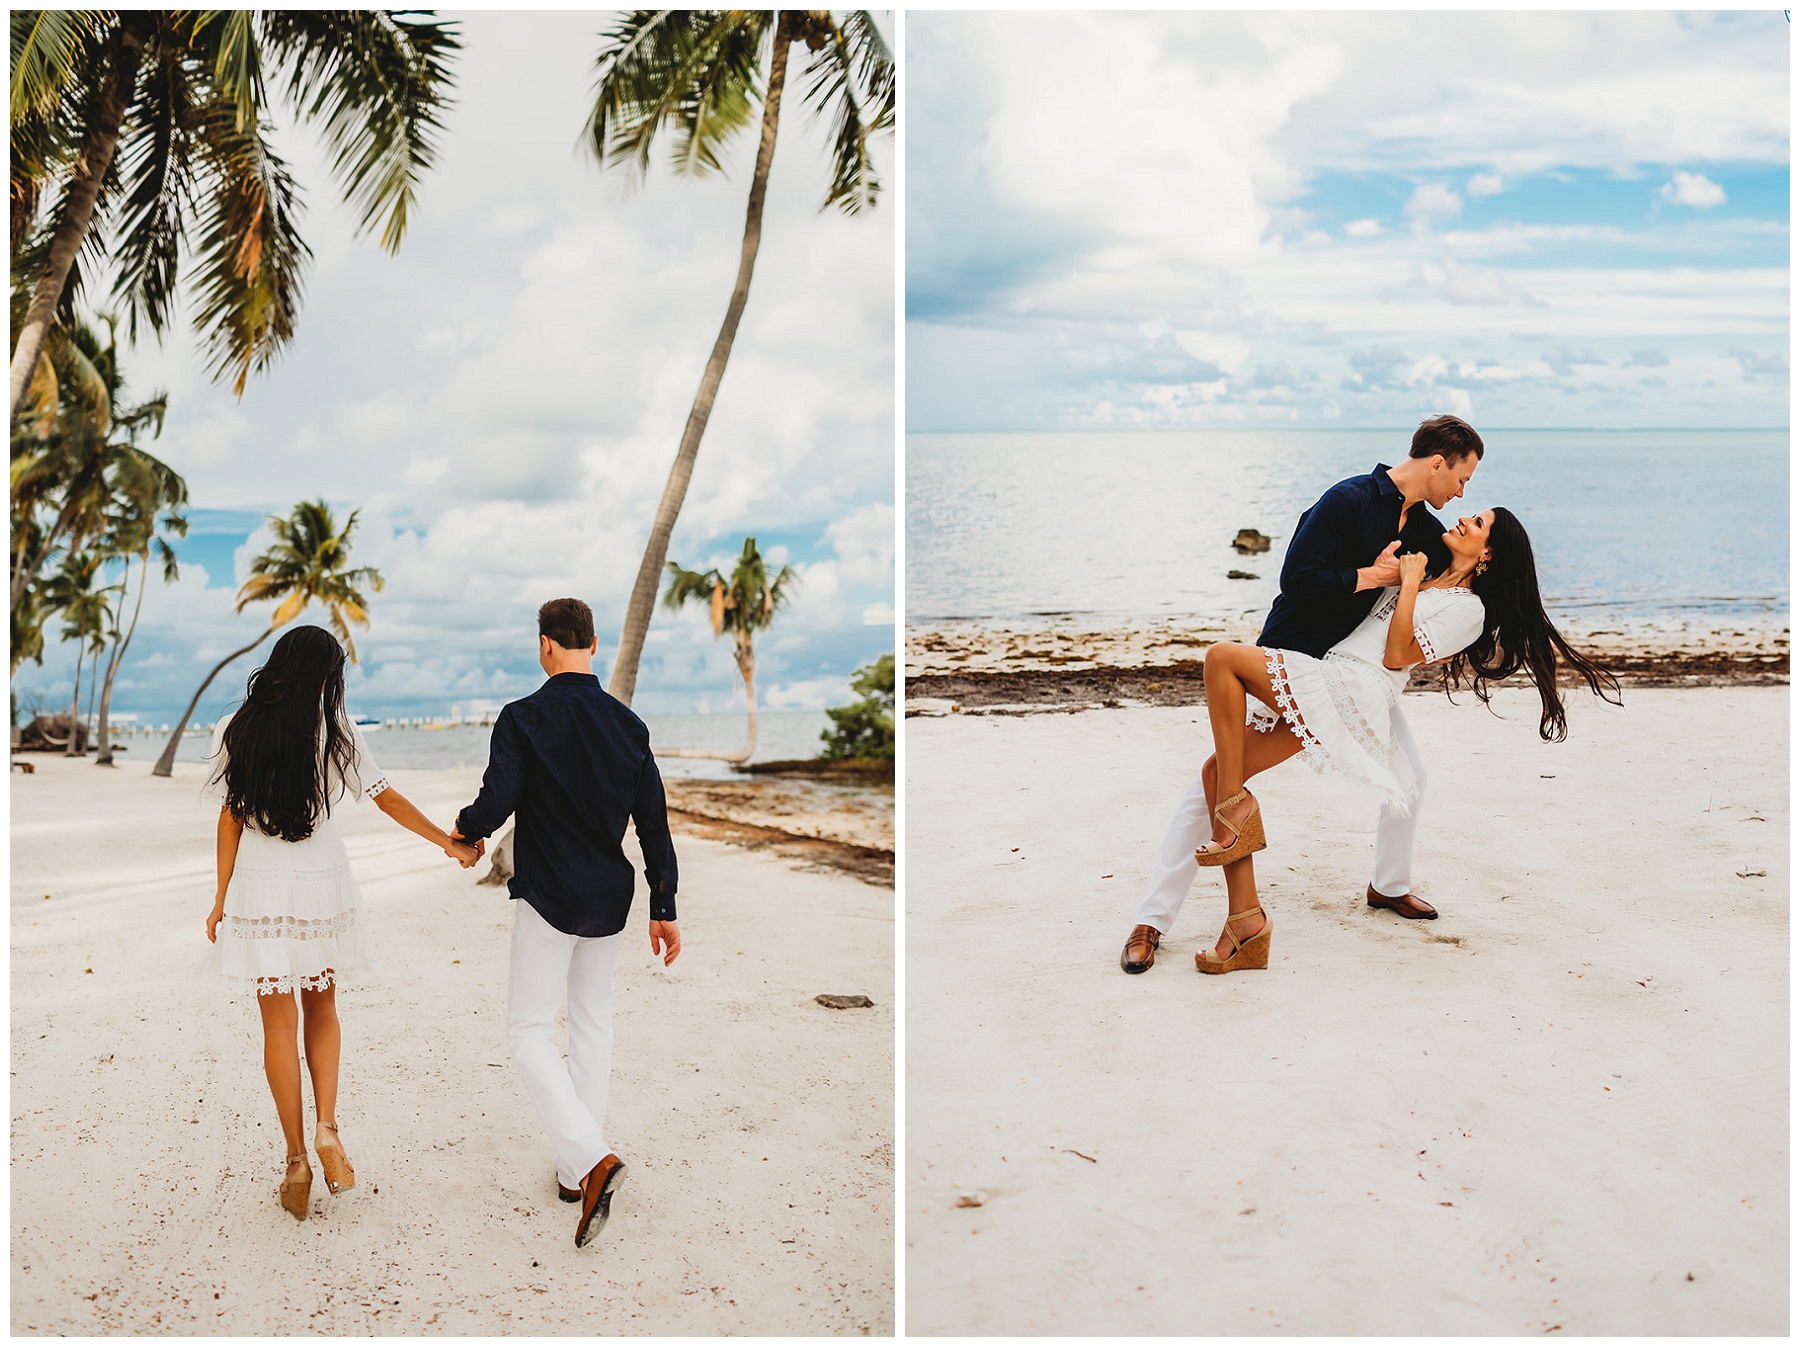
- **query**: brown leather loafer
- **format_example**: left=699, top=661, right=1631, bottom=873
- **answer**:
left=1120, top=924, right=1161, bottom=973
left=1366, top=885, right=1437, bottom=920
left=558, top=1178, right=581, bottom=1203
left=576, top=1153, right=627, bottom=1248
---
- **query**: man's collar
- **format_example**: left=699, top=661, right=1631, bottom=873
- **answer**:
left=1371, top=463, right=1401, bottom=496
left=545, top=670, right=600, bottom=685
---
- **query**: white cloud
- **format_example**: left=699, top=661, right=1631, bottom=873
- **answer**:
left=1343, top=217, right=1384, bottom=238
left=1660, top=171, right=1727, bottom=208
left=1466, top=172, right=1504, bottom=197
left=1404, top=183, right=1464, bottom=229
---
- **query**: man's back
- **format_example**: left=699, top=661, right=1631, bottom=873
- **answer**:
left=455, top=672, right=678, bottom=939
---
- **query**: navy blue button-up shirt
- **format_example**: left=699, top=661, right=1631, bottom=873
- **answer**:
left=454, top=672, right=678, bottom=938
left=1257, top=463, right=1453, bottom=659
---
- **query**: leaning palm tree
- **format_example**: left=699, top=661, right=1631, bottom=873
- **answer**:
left=92, top=445, right=186, bottom=765
left=151, top=498, right=381, bottom=777
left=661, top=535, right=797, bottom=762
left=10, top=10, right=458, bottom=422
left=586, top=10, right=892, bottom=706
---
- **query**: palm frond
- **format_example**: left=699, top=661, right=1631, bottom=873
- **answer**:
left=260, top=10, right=459, bottom=252
left=189, top=93, right=309, bottom=395
left=10, top=10, right=104, bottom=122
left=798, top=12, right=891, bottom=215
left=111, top=43, right=196, bottom=343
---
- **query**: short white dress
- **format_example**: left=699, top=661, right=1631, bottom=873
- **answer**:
left=206, top=714, right=387, bottom=995
left=1250, top=585, right=1485, bottom=817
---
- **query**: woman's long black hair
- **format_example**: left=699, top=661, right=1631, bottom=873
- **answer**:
left=210, top=625, right=358, bottom=842
left=1441, top=507, right=1622, bottom=742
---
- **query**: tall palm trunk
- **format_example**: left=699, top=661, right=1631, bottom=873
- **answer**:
left=62, top=619, right=86, bottom=755
left=95, top=551, right=148, bottom=766
left=606, top=12, right=794, bottom=708
left=9, top=28, right=145, bottom=425
left=151, top=625, right=274, bottom=778
left=734, top=633, right=758, bottom=762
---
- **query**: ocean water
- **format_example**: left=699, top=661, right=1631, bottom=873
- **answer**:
left=167, top=710, right=834, bottom=778
left=906, top=429, right=1789, bottom=634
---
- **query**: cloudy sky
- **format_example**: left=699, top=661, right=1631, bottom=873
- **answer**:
left=907, top=11, right=1787, bottom=431
left=25, top=10, right=894, bottom=726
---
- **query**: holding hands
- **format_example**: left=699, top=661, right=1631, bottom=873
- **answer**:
left=445, top=826, right=485, bottom=869
left=1356, top=539, right=1403, bottom=591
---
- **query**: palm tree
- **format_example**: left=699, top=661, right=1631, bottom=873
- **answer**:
left=586, top=10, right=892, bottom=706
left=92, top=445, right=186, bottom=765
left=151, top=498, right=381, bottom=778
left=40, top=549, right=114, bottom=754
left=10, top=10, right=458, bottom=422
left=661, top=535, right=797, bottom=762
left=11, top=312, right=168, bottom=625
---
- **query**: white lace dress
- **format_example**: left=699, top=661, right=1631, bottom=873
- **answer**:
left=206, top=714, right=388, bottom=995
left=1251, top=586, right=1485, bottom=816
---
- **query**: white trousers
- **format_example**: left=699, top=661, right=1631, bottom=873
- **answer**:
left=1133, top=703, right=1428, bottom=932
left=507, top=900, right=620, bottom=1190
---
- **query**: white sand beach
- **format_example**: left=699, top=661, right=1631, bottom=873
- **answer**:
left=11, top=758, right=893, bottom=1335
left=904, top=685, right=1786, bottom=1335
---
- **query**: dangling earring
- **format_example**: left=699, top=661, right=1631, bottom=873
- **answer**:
left=1474, top=559, right=1488, bottom=576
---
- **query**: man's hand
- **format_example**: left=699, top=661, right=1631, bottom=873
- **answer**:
left=1356, top=540, right=1403, bottom=591
left=447, top=826, right=486, bottom=868
left=649, top=920, right=681, bottom=967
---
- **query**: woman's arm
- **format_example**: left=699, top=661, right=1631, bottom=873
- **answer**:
left=374, top=786, right=480, bottom=865
left=207, top=808, right=244, bottom=942
left=1383, top=553, right=1429, bottom=669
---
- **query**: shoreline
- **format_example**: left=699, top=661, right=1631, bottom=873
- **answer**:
left=906, top=619, right=1787, bottom=712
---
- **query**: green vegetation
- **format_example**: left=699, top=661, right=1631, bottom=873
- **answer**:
left=820, top=652, right=893, bottom=762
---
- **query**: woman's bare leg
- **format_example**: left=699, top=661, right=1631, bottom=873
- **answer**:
left=256, top=989, right=306, bottom=1158
left=1200, top=716, right=1304, bottom=958
left=1202, top=643, right=1284, bottom=847
left=299, top=981, right=341, bottom=1129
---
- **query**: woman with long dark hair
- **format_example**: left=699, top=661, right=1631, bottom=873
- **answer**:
left=1170, top=506, right=1620, bottom=973
left=204, top=625, right=478, bottom=1220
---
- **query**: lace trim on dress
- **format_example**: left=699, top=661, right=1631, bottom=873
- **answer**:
left=364, top=776, right=390, bottom=799
left=1264, top=649, right=1326, bottom=764
left=220, top=910, right=364, bottom=941
left=226, top=970, right=342, bottom=997
left=1415, top=626, right=1438, bottom=664
left=1322, top=653, right=1396, bottom=761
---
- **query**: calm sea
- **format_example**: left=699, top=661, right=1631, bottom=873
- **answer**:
left=168, top=710, right=833, bottom=778
left=906, top=429, right=1789, bottom=634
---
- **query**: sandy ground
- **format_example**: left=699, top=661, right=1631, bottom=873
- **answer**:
left=11, top=757, right=893, bottom=1335
left=905, top=685, right=1787, bottom=1335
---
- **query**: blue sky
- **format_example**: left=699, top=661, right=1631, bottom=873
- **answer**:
left=19, top=12, right=894, bottom=727
left=907, top=11, right=1788, bottom=431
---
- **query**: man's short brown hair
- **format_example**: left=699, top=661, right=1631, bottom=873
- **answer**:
left=1410, top=414, right=1484, bottom=463
left=538, top=597, right=595, bottom=650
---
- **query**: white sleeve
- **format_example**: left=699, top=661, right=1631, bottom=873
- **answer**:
left=348, top=723, right=390, bottom=800
left=1414, top=592, right=1485, bottom=664
left=200, top=713, right=232, bottom=806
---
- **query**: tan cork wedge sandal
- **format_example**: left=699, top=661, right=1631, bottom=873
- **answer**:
left=279, top=1153, right=313, bottom=1220
left=1194, top=788, right=1266, bottom=867
left=314, top=1123, right=356, bottom=1196
left=1195, top=906, right=1273, bottom=974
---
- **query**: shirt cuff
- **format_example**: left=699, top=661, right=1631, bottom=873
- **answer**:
left=650, top=890, right=677, bottom=923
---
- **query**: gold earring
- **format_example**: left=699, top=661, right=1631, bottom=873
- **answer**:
left=1474, top=560, right=1488, bottom=576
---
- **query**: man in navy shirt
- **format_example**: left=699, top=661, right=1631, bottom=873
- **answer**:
left=1122, top=415, right=1484, bottom=973
left=452, top=597, right=680, bottom=1247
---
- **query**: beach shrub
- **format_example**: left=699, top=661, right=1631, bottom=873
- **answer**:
left=820, top=653, right=894, bottom=761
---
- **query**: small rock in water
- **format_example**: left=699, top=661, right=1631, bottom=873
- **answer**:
left=955, top=1191, right=986, bottom=1208
left=1227, top=569, right=1259, bottom=581
left=815, top=994, right=875, bottom=1009
left=1233, top=528, right=1273, bottom=554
